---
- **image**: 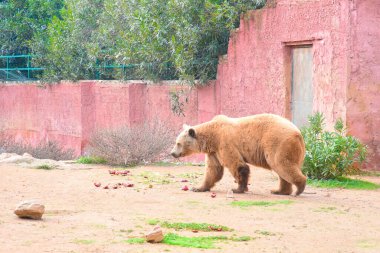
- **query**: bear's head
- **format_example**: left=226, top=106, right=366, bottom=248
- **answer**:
left=171, top=124, right=198, bottom=158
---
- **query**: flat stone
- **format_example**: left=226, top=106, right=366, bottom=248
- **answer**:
left=14, top=200, right=45, bottom=220
left=145, top=225, right=164, bottom=243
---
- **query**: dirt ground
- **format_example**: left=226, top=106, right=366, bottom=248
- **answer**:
left=0, top=156, right=380, bottom=253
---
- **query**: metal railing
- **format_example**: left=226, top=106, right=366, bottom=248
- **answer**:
left=0, top=55, right=176, bottom=81
left=0, top=55, right=44, bottom=81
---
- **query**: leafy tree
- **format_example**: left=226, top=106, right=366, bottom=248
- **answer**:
left=93, top=0, right=265, bottom=83
left=0, top=0, right=64, bottom=55
left=31, top=0, right=104, bottom=81
left=32, top=0, right=265, bottom=83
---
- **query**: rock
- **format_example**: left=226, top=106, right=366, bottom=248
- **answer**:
left=14, top=200, right=45, bottom=220
left=145, top=226, right=164, bottom=243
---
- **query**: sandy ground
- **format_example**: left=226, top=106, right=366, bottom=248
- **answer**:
left=0, top=155, right=380, bottom=253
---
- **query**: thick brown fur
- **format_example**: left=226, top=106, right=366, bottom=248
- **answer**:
left=171, top=114, right=307, bottom=196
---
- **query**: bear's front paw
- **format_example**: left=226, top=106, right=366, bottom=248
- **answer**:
left=192, top=187, right=210, bottom=192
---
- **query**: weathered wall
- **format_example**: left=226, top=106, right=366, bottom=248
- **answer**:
left=347, top=0, right=380, bottom=169
left=0, top=81, right=214, bottom=158
left=216, top=0, right=350, bottom=125
left=0, top=83, right=83, bottom=154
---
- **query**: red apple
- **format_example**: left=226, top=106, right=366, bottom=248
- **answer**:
left=182, top=185, right=189, bottom=191
left=211, top=192, right=216, bottom=198
left=94, top=182, right=101, bottom=187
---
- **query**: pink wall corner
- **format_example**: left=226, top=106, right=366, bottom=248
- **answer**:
left=347, top=0, right=380, bottom=170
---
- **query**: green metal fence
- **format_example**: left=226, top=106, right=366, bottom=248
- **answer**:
left=0, top=55, right=44, bottom=81
left=0, top=55, right=176, bottom=81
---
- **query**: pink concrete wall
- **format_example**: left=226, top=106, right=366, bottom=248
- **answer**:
left=0, top=81, right=216, bottom=161
left=347, top=0, right=380, bottom=170
left=0, top=83, right=83, bottom=154
left=216, top=0, right=350, bottom=125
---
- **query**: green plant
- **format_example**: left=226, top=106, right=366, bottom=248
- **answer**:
left=160, top=221, right=232, bottom=232
left=76, top=156, right=107, bottom=164
left=35, top=164, right=55, bottom=170
left=162, top=233, right=228, bottom=249
left=230, top=200, right=293, bottom=208
left=307, top=177, right=380, bottom=190
left=301, top=113, right=367, bottom=180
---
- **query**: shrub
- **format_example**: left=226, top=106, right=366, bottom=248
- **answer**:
left=301, top=113, right=367, bottom=180
left=87, top=120, right=174, bottom=166
left=0, top=134, right=74, bottom=161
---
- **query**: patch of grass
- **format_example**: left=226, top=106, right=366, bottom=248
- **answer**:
left=178, top=172, right=203, bottom=180
left=91, top=224, right=107, bottom=229
left=162, top=233, right=228, bottom=249
left=231, top=200, right=293, bottom=208
left=73, top=239, right=95, bottom=245
left=231, top=236, right=252, bottom=241
left=35, top=164, right=55, bottom=170
left=76, top=156, right=107, bottom=164
left=124, top=238, right=145, bottom=244
left=313, top=206, right=337, bottom=213
left=119, top=229, right=134, bottom=234
left=357, top=239, right=379, bottom=249
left=255, top=230, right=276, bottom=236
left=356, top=170, right=380, bottom=177
left=147, top=219, right=160, bottom=225
left=307, top=177, right=380, bottom=190
left=138, top=171, right=172, bottom=185
left=149, top=220, right=232, bottom=232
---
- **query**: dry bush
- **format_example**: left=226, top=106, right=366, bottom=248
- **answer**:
left=88, top=120, right=175, bottom=166
left=0, top=133, right=74, bottom=160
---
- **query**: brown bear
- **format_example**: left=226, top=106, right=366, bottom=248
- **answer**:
left=171, top=114, right=307, bottom=195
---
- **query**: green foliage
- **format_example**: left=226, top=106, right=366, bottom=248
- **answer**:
left=28, top=0, right=265, bottom=82
left=76, top=156, right=107, bottom=164
left=231, top=236, right=252, bottom=241
left=31, top=0, right=104, bottom=82
left=0, top=0, right=64, bottom=54
left=162, top=233, right=228, bottom=249
left=301, top=113, right=367, bottom=180
left=307, top=177, right=380, bottom=190
left=230, top=200, right=293, bottom=208
left=35, top=164, right=55, bottom=170
left=159, top=221, right=232, bottom=232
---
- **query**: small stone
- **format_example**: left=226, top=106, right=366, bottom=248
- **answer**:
left=145, top=226, right=164, bottom=243
left=14, top=200, right=45, bottom=220
left=226, top=189, right=234, bottom=198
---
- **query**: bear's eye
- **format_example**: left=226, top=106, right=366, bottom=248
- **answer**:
left=176, top=143, right=182, bottom=148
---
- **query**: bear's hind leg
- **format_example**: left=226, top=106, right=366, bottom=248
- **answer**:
left=193, top=154, right=224, bottom=192
left=232, top=165, right=250, bottom=193
left=274, top=167, right=307, bottom=196
left=271, top=176, right=293, bottom=195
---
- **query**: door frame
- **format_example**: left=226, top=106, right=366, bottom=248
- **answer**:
left=283, top=40, right=314, bottom=122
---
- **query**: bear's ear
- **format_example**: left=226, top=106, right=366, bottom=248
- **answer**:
left=183, top=124, right=190, bottom=130
left=188, top=128, right=196, bottom=138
